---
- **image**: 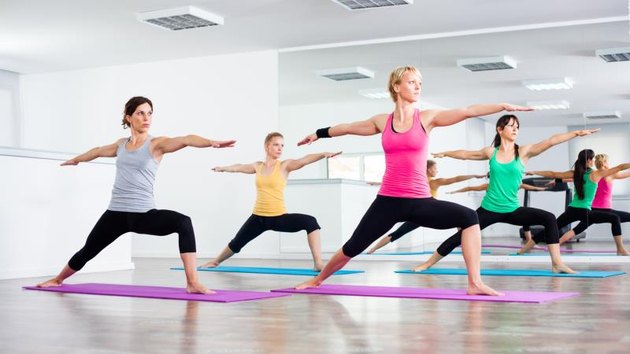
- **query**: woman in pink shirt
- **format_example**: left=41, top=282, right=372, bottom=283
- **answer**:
left=295, top=65, right=531, bottom=296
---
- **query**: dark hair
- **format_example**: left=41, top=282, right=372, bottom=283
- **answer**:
left=122, top=96, right=153, bottom=129
left=572, top=149, right=594, bottom=200
left=427, top=159, right=436, bottom=169
left=492, top=114, right=520, bottom=158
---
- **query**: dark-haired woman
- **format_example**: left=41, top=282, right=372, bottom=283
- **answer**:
left=411, top=115, right=598, bottom=273
left=525, top=149, right=630, bottom=255
left=37, top=96, right=235, bottom=294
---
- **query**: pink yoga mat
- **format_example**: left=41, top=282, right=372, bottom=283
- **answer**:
left=272, top=284, right=578, bottom=303
left=24, top=283, right=290, bottom=303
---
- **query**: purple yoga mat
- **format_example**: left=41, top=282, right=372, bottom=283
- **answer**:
left=272, top=284, right=578, bottom=303
left=24, top=283, right=290, bottom=303
left=482, top=243, right=616, bottom=254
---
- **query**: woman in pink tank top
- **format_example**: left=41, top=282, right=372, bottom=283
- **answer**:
left=294, top=65, right=531, bottom=296
left=573, top=153, right=630, bottom=248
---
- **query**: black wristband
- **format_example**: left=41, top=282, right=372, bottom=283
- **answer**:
left=316, top=127, right=331, bottom=138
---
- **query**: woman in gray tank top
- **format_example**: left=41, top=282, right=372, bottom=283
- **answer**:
left=36, top=96, right=235, bottom=295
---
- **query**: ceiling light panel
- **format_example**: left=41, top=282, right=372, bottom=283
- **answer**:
left=137, top=6, right=224, bottom=31
left=457, top=56, right=517, bottom=72
left=595, top=47, right=630, bottom=63
left=526, top=100, right=570, bottom=110
left=317, top=66, right=374, bottom=81
left=522, top=78, right=573, bottom=91
left=332, top=0, right=413, bottom=10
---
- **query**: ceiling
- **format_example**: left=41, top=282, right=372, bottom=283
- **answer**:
left=1, top=0, right=629, bottom=126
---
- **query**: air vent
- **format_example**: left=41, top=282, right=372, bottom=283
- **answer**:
left=457, top=56, right=517, bottom=72
left=137, top=6, right=224, bottom=31
left=595, top=47, right=630, bottom=62
left=583, top=111, right=622, bottom=120
left=317, top=66, right=374, bottom=81
left=332, top=0, right=413, bottom=10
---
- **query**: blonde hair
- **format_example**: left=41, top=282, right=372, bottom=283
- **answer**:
left=594, top=153, right=608, bottom=169
left=427, top=159, right=436, bottom=169
left=264, top=132, right=284, bottom=145
left=388, top=66, right=422, bottom=102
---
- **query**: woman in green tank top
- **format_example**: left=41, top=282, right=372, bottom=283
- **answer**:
left=527, top=149, right=630, bottom=255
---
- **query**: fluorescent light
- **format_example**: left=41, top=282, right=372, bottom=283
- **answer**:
left=332, top=0, right=414, bottom=10
left=526, top=100, right=570, bottom=110
left=595, top=47, right=630, bottom=62
left=137, top=6, right=224, bottom=31
left=359, top=88, right=389, bottom=99
left=583, top=111, right=621, bottom=120
left=317, top=66, right=374, bottom=81
left=457, top=56, right=517, bottom=72
left=522, top=78, right=573, bottom=91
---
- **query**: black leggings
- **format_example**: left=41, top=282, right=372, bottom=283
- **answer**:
left=558, top=207, right=622, bottom=236
left=342, top=196, right=478, bottom=257
left=228, top=213, right=320, bottom=253
left=436, top=206, right=560, bottom=257
left=68, top=209, right=196, bottom=271
left=389, top=222, right=421, bottom=242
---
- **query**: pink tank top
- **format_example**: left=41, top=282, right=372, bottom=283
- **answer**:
left=591, top=178, right=612, bottom=209
left=378, top=109, right=431, bottom=198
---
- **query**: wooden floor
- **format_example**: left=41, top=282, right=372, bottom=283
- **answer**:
left=4, top=239, right=630, bottom=354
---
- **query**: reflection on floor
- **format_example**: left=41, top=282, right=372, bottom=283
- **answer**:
left=5, top=237, right=630, bottom=353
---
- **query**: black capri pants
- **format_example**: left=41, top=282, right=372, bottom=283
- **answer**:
left=342, top=196, right=478, bottom=258
left=558, top=206, right=622, bottom=236
left=68, top=209, right=196, bottom=271
left=436, top=206, right=560, bottom=257
left=389, top=222, right=421, bottom=242
left=228, top=213, right=320, bottom=253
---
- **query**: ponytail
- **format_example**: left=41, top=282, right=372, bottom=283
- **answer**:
left=572, top=149, right=594, bottom=200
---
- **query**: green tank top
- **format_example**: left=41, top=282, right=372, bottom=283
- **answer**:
left=569, top=170, right=597, bottom=210
left=481, top=147, right=524, bottom=213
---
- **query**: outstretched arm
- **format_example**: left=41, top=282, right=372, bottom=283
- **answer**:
left=297, top=115, right=383, bottom=146
left=60, top=139, right=122, bottom=166
left=521, top=129, right=599, bottom=159
left=527, top=170, right=573, bottom=179
left=432, top=146, right=493, bottom=161
left=431, top=173, right=486, bottom=188
left=153, top=135, right=236, bottom=156
left=425, top=103, right=532, bottom=130
left=212, top=162, right=258, bottom=174
left=447, top=183, right=488, bottom=194
left=285, top=152, right=342, bottom=172
left=613, top=170, right=630, bottom=180
left=520, top=183, right=548, bottom=191
left=593, top=163, right=630, bottom=181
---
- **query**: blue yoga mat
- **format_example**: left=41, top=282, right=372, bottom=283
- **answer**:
left=171, top=266, right=364, bottom=276
left=371, top=250, right=491, bottom=256
left=395, top=268, right=625, bottom=278
left=510, top=252, right=619, bottom=257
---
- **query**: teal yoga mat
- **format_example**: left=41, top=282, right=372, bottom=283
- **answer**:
left=171, top=266, right=364, bottom=276
left=395, top=268, right=625, bottom=278
left=510, top=252, right=619, bottom=257
left=370, top=250, right=491, bottom=256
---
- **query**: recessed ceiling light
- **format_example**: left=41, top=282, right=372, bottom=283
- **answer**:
left=583, top=111, right=621, bottom=120
left=595, top=47, right=630, bottom=62
left=526, top=100, right=570, bottom=110
left=359, top=88, right=389, bottom=99
left=137, top=6, right=224, bottom=31
left=522, top=78, right=573, bottom=91
left=457, top=56, right=517, bottom=72
left=317, top=66, right=374, bottom=81
left=332, top=0, right=413, bottom=10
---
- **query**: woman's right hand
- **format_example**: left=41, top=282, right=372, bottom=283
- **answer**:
left=211, top=166, right=225, bottom=172
left=60, top=159, right=78, bottom=166
left=297, top=134, right=318, bottom=146
left=431, top=152, right=446, bottom=158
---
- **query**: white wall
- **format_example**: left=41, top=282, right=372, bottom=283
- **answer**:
left=0, top=151, right=130, bottom=279
left=18, top=50, right=280, bottom=261
left=0, top=69, right=21, bottom=147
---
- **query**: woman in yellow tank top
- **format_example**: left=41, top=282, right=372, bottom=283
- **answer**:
left=200, top=132, right=341, bottom=271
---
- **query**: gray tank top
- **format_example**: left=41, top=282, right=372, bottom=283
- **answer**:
left=108, top=136, right=159, bottom=212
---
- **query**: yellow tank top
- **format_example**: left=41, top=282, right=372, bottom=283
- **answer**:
left=252, top=161, right=287, bottom=216
left=429, top=178, right=438, bottom=198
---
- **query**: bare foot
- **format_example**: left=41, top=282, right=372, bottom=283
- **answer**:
left=313, top=262, right=325, bottom=272
left=467, top=282, right=504, bottom=296
left=37, top=278, right=63, bottom=288
left=617, top=250, right=630, bottom=256
left=516, top=239, right=536, bottom=255
left=186, top=282, right=215, bottom=295
left=552, top=263, right=577, bottom=274
left=295, top=278, right=321, bottom=290
left=198, top=260, right=219, bottom=268
left=412, top=263, right=432, bottom=272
